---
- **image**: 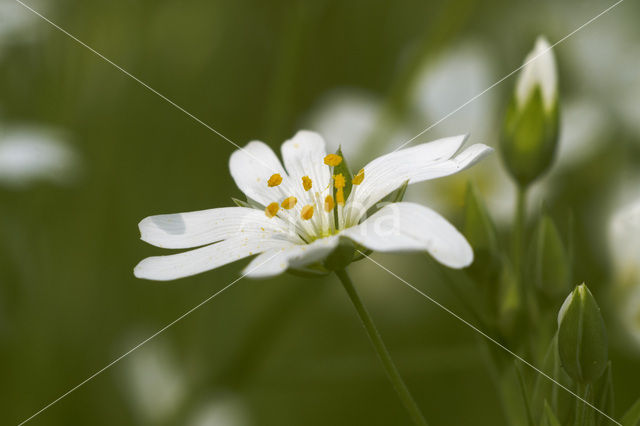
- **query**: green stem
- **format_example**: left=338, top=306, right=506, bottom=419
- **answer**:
left=513, top=185, right=527, bottom=278
left=335, top=269, right=428, bottom=426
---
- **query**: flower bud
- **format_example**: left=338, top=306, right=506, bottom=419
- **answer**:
left=500, top=36, right=559, bottom=187
left=529, top=214, right=570, bottom=298
left=557, top=284, right=608, bottom=384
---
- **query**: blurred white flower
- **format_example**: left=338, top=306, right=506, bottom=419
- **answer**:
left=0, top=0, right=44, bottom=55
left=608, top=196, right=640, bottom=284
left=560, top=1, right=640, bottom=136
left=304, top=90, right=382, bottom=161
left=413, top=41, right=497, bottom=141
left=123, top=341, right=187, bottom=424
left=188, top=393, right=250, bottom=426
left=135, top=131, right=491, bottom=281
left=608, top=194, right=640, bottom=350
left=621, top=284, right=640, bottom=349
left=555, top=98, right=610, bottom=169
left=0, top=126, right=78, bottom=188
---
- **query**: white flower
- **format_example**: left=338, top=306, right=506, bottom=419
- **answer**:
left=608, top=196, right=640, bottom=283
left=134, top=131, right=491, bottom=281
left=0, top=126, right=77, bottom=188
left=304, top=90, right=384, bottom=162
left=608, top=195, right=640, bottom=351
left=621, top=284, right=640, bottom=349
left=515, top=36, right=557, bottom=112
left=188, top=393, right=250, bottom=426
left=123, top=341, right=187, bottom=423
left=413, top=41, right=497, bottom=140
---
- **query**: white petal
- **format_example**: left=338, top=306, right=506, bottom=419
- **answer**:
left=243, top=235, right=340, bottom=278
left=342, top=202, right=473, bottom=269
left=134, top=237, right=291, bottom=281
left=346, top=135, right=492, bottom=223
left=139, top=206, right=298, bottom=249
left=515, top=36, right=557, bottom=111
left=228, top=141, right=287, bottom=206
left=281, top=130, right=331, bottom=190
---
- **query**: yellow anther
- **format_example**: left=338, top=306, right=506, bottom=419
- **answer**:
left=302, top=176, right=312, bottom=191
left=267, top=173, right=283, bottom=187
left=352, top=169, right=365, bottom=185
left=324, top=195, right=335, bottom=212
left=324, top=154, right=343, bottom=167
left=336, top=188, right=345, bottom=205
left=333, top=173, right=345, bottom=189
left=281, top=196, right=297, bottom=210
left=301, top=205, right=314, bottom=220
left=265, top=202, right=279, bottom=218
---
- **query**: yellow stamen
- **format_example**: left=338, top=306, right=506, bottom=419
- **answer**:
left=267, top=173, right=282, bottom=187
left=352, top=169, right=365, bottom=185
left=324, top=195, right=335, bottom=212
left=324, top=154, right=343, bottom=167
left=336, top=188, right=345, bottom=205
left=281, top=196, right=297, bottom=210
left=333, top=173, right=345, bottom=189
left=301, top=205, right=314, bottom=220
left=265, top=202, right=279, bottom=218
left=302, top=176, right=312, bottom=191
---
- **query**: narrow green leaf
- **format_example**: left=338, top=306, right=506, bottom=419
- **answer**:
left=621, top=396, right=640, bottom=426
left=515, top=362, right=536, bottom=426
left=463, top=182, right=500, bottom=255
left=532, top=335, right=558, bottom=420
left=595, top=362, right=614, bottom=426
left=529, top=214, right=570, bottom=298
left=543, top=400, right=562, bottom=426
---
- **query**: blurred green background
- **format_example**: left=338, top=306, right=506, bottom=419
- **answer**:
left=1, top=0, right=640, bottom=424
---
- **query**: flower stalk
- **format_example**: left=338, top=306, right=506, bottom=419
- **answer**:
left=335, top=269, right=428, bottom=426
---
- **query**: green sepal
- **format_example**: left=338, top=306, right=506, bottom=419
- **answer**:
left=287, top=263, right=331, bottom=278
left=324, top=237, right=356, bottom=271
left=621, top=396, right=640, bottom=426
left=332, top=146, right=353, bottom=201
left=231, top=197, right=264, bottom=210
left=557, top=284, right=608, bottom=384
left=500, top=87, right=559, bottom=187
left=528, top=214, right=570, bottom=299
left=232, top=197, right=252, bottom=208
left=391, top=179, right=409, bottom=203
left=351, top=244, right=373, bottom=262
